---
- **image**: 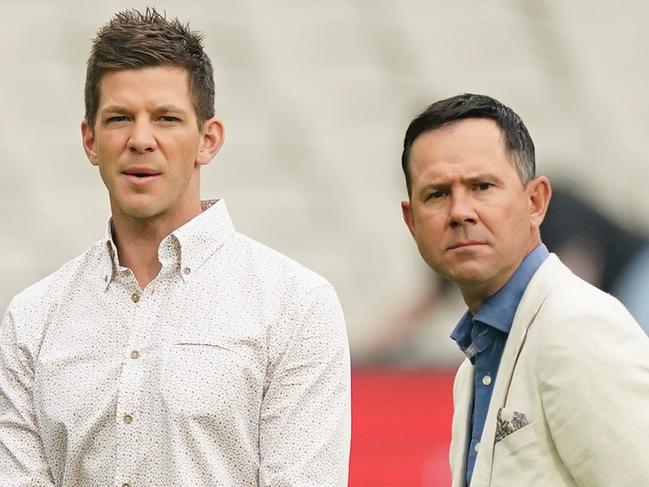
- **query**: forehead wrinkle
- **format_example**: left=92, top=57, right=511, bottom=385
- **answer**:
left=420, top=173, right=496, bottom=187
left=100, top=105, right=130, bottom=114
left=99, top=101, right=188, bottom=116
left=98, top=67, right=192, bottom=105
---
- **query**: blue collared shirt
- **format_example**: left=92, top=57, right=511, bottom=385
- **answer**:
left=450, top=244, right=549, bottom=486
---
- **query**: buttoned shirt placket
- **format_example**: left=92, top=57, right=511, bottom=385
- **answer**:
left=112, top=266, right=149, bottom=487
left=108, top=234, right=178, bottom=487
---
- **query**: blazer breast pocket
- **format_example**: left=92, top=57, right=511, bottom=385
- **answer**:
left=492, top=417, right=557, bottom=486
left=495, top=420, right=537, bottom=451
left=492, top=420, right=539, bottom=479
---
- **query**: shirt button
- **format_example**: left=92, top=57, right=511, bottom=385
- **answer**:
left=482, top=375, right=492, bottom=386
left=130, top=350, right=140, bottom=360
left=475, top=442, right=480, bottom=452
left=183, top=267, right=191, bottom=275
left=123, top=413, right=133, bottom=424
left=131, top=292, right=140, bottom=303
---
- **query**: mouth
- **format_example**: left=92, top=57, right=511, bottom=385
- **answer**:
left=448, top=241, right=488, bottom=251
left=122, top=168, right=161, bottom=183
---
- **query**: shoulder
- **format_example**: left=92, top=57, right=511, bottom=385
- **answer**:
left=222, top=233, right=346, bottom=349
left=225, top=232, right=333, bottom=295
left=224, top=235, right=347, bottom=365
left=522, top=254, right=639, bottom=338
left=5, top=241, right=106, bottom=337
left=538, top=270, right=640, bottom=337
left=531, top=265, right=649, bottom=373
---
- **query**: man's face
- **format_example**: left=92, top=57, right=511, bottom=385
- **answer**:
left=402, top=118, right=549, bottom=302
left=82, top=66, right=223, bottom=223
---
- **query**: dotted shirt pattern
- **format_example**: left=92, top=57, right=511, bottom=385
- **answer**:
left=0, top=199, right=351, bottom=487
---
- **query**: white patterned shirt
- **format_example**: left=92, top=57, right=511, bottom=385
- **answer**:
left=0, top=200, right=351, bottom=487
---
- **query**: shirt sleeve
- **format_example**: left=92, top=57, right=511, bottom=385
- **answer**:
left=0, top=305, right=55, bottom=486
left=538, top=309, right=649, bottom=486
left=258, top=284, right=351, bottom=487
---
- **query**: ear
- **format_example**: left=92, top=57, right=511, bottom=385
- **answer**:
left=196, top=117, right=225, bottom=166
left=81, top=119, right=99, bottom=166
left=526, top=176, right=552, bottom=228
left=401, top=199, right=417, bottom=238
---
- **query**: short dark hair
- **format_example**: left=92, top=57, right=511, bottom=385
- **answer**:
left=401, top=93, right=535, bottom=196
left=85, top=7, right=215, bottom=129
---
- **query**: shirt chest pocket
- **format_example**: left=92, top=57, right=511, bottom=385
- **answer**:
left=156, top=334, right=265, bottom=420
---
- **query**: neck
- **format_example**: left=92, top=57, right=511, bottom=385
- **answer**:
left=110, top=200, right=202, bottom=289
left=461, top=234, right=542, bottom=314
left=461, top=287, right=491, bottom=315
left=459, top=264, right=521, bottom=314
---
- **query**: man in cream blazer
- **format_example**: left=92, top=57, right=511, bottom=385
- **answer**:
left=400, top=93, right=649, bottom=486
left=450, top=254, right=649, bottom=486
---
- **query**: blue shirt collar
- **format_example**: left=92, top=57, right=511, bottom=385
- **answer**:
left=450, top=244, right=549, bottom=351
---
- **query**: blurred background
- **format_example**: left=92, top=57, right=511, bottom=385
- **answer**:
left=2, top=1, right=648, bottom=485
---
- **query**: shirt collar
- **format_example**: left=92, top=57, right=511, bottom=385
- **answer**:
left=450, top=243, right=549, bottom=349
left=100, top=199, right=235, bottom=289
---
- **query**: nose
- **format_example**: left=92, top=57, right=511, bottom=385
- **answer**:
left=448, top=191, right=477, bottom=228
left=127, top=119, right=156, bottom=154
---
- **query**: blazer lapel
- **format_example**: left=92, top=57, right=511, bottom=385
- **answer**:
left=469, top=254, right=572, bottom=486
left=451, top=360, right=474, bottom=487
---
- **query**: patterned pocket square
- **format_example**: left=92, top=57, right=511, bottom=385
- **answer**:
left=495, top=407, right=529, bottom=442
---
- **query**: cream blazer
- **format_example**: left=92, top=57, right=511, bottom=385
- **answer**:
left=450, top=254, right=649, bottom=487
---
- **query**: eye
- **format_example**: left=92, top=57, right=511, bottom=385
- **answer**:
left=159, top=115, right=182, bottom=123
left=476, top=182, right=493, bottom=191
left=427, top=189, right=448, bottom=200
left=106, top=115, right=129, bottom=123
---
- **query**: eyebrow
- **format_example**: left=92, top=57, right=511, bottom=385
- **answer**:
left=99, top=105, right=188, bottom=116
left=152, top=105, right=188, bottom=115
left=423, top=174, right=495, bottom=184
left=418, top=174, right=501, bottom=192
left=464, top=174, right=500, bottom=184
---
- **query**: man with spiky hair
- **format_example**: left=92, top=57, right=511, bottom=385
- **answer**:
left=0, top=9, right=350, bottom=487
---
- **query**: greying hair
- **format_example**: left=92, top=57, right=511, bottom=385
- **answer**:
left=402, top=93, right=535, bottom=196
